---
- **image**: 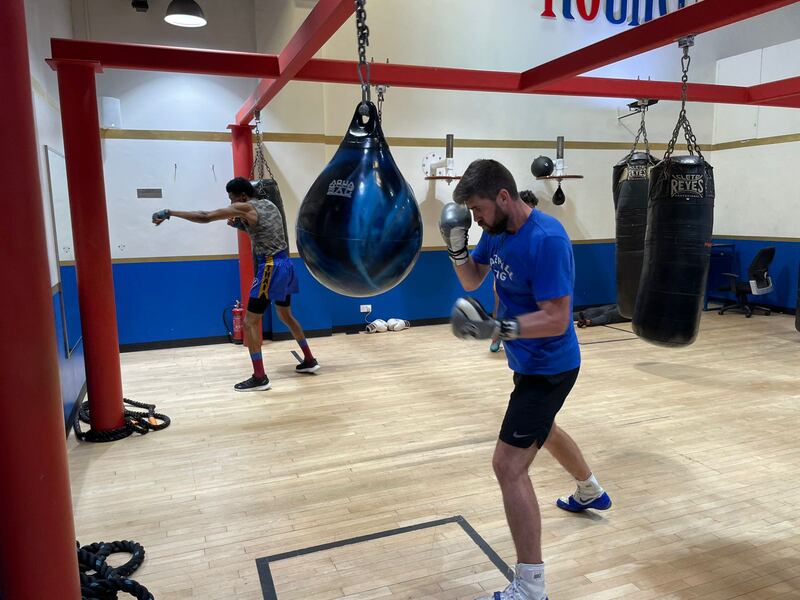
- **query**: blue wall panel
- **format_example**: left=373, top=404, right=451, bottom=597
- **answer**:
left=711, top=239, right=800, bottom=309
left=60, top=265, right=82, bottom=351
left=107, top=240, right=799, bottom=346
left=111, top=248, right=608, bottom=345
left=52, top=292, right=85, bottom=427
left=112, top=259, right=240, bottom=344
left=270, top=252, right=494, bottom=334
left=573, top=242, right=617, bottom=307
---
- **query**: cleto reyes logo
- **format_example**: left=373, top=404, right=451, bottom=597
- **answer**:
left=541, top=0, right=699, bottom=26
left=627, top=165, right=649, bottom=180
left=671, top=174, right=705, bottom=197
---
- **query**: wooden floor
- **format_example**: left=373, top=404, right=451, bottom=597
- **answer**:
left=67, top=312, right=800, bottom=600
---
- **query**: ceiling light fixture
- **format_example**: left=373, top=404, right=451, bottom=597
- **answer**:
left=164, top=0, right=207, bottom=28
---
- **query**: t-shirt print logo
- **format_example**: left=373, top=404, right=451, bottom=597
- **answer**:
left=327, top=179, right=355, bottom=198
left=490, top=255, right=514, bottom=281
left=671, top=174, right=704, bottom=198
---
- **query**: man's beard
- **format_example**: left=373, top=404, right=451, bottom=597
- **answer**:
left=485, top=214, right=508, bottom=235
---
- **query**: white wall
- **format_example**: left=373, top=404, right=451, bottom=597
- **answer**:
left=92, top=0, right=332, bottom=258
left=712, top=38, right=800, bottom=238
left=250, top=0, right=329, bottom=254
left=78, top=0, right=261, bottom=258
left=314, top=0, right=692, bottom=244
left=25, top=0, right=74, bottom=285
left=311, top=0, right=800, bottom=244
left=71, top=0, right=800, bottom=259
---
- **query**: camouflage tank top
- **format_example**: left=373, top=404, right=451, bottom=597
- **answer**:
left=242, top=198, right=288, bottom=257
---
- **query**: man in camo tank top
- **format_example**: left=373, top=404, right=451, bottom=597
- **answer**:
left=151, top=177, right=319, bottom=391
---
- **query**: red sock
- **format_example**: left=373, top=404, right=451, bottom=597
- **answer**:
left=250, top=352, right=265, bottom=378
left=298, top=339, right=313, bottom=361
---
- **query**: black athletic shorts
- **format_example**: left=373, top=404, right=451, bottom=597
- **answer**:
left=498, top=367, right=580, bottom=449
left=247, top=294, right=291, bottom=315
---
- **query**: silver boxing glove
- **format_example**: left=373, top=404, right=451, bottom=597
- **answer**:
left=438, top=202, right=472, bottom=265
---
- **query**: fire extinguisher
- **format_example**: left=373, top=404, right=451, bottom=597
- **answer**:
left=232, top=300, right=244, bottom=345
left=223, top=300, right=245, bottom=345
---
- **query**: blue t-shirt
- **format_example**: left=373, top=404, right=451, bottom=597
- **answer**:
left=472, top=210, right=580, bottom=375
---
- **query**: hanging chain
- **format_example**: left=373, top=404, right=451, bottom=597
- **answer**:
left=375, top=84, right=387, bottom=122
left=629, top=99, right=651, bottom=160
left=251, top=110, right=274, bottom=180
left=665, top=36, right=704, bottom=161
left=355, top=0, right=371, bottom=114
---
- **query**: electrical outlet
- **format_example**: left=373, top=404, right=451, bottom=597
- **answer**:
left=360, top=304, right=372, bottom=313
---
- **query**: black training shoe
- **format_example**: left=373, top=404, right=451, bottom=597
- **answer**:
left=234, top=375, right=271, bottom=392
left=295, top=358, right=320, bottom=374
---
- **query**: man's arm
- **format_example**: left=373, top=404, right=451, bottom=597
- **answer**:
left=152, top=202, right=255, bottom=226
left=455, top=259, right=491, bottom=291
left=227, top=217, right=248, bottom=231
left=451, top=294, right=572, bottom=341
left=513, top=235, right=574, bottom=337
left=438, top=202, right=491, bottom=290
left=515, top=295, right=572, bottom=338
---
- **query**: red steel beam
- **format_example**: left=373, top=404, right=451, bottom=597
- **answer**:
left=236, top=0, right=354, bottom=124
left=542, top=76, right=750, bottom=104
left=229, top=125, right=258, bottom=309
left=295, top=59, right=752, bottom=105
left=55, top=61, right=127, bottom=432
left=50, top=38, right=279, bottom=78
left=519, top=0, right=800, bottom=92
left=761, top=97, right=800, bottom=108
left=51, top=38, right=800, bottom=108
left=748, top=75, right=800, bottom=105
left=297, top=58, right=522, bottom=92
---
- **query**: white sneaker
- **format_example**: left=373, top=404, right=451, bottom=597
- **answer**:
left=476, top=577, right=547, bottom=600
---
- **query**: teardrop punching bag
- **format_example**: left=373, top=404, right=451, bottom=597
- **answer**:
left=632, top=155, right=715, bottom=346
left=613, top=152, right=658, bottom=318
left=296, top=102, right=423, bottom=297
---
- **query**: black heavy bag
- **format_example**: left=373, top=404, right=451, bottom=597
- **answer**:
left=613, top=152, right=658, bottom=318
left=632, top=155, right=714, bottom=346
left=296, top=102, right=423, bottom=297
left=251, top=178, right=290, bottom=247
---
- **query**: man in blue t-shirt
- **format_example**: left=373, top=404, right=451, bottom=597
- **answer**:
left=440, top=159, right=612, bottom=600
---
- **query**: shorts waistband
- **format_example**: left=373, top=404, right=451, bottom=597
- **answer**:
left=256, top=249, right=289, bottom=261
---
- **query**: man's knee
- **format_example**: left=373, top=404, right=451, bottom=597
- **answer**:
left=544, top=422, right=561, bottom=446
left=244, top=311, right=262, bottom=328
left=492, top=445, right=533, bottom=484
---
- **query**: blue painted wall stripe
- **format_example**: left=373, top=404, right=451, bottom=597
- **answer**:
left=52, top=292, right=86, bottom=426
left=108, top=246, right=616, bottom=344
left=86, top=239, right=800, bottom=347
left=710, top=239, right=800, bottom=309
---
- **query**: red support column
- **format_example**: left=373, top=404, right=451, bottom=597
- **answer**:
left=0, top=0, right=81, bottom=598
left=229, top=124, right=257, bottom=307
left=53, top=60, right=125, bottom=431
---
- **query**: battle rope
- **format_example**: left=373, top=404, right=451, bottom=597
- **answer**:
left=78, top=540, right=153, bottom=600
left=73, top=398, right=170, bottom=443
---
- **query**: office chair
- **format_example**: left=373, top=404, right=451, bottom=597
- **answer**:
left=718, top=247, right=775, bottom=318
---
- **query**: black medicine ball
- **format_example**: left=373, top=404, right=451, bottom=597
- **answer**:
left=531, top=155, right=555, bottom=178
